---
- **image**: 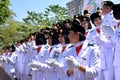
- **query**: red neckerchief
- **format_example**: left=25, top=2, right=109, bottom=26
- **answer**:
left=37, top=46, right=41, bottom=55
left=62, top=46, right=66, bottom=53
left=2, top=53, right=4, bottom=56
left=84, top=31, right=88, bottom=36
left=5, top=53, right=8, bottom=56
left=76, top=44, right=83, bottom=56
left=10, top=52, right=12, bottom=57
left=96, top=27, right=101, bottom=34
left=49, top=47, right=53, bottom=53
left=117, top=22, right=120, bottom=28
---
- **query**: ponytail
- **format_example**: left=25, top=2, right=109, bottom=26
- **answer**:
left=113, top=4, right=120, bottom=20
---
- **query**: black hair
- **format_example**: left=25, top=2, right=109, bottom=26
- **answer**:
left=10, top=45, right=16, bottom=52
left=87, top=22, right=92, bottom=29
left=64, top=35, right=70, bottom=44
left=79, top=33, right=86, bottom=41
left=49, top=29, right=59, bottom=45
left=113, top=4, right=120, bottom=20
left=35, top=32, right=47, bottom=46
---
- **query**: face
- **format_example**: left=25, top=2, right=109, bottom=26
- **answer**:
left=48, top=36, right=52, bottom=46
left=9, top=48, right=12, bottom=52
left=58, top=34, right=65, bottom=45
left=98, top=10, right=102, bottom=16
left=68, top=30, right=79, bottom=43
left=81, top=21, right=89, bottom=30
left=65, top=23, right=71, bottom=28
left=85, top=14, right=90, bottom=18
left=102, top=5, right=111, bottom=15
left=94, top=17, right=102, bottom=26
left=31, top=36, right=35, bottom=41
left=5, top=49, right=9, bottom=53
left=2, top=50, right=5, bottom=53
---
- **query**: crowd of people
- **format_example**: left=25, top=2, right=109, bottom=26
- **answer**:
left=0, top=1, right=120, bottom=80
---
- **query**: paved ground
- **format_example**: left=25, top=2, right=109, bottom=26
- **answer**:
left=0, top=65, right=11, bottom=80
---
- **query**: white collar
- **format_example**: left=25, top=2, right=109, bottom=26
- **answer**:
left=75, top=41, right=84, bottom=47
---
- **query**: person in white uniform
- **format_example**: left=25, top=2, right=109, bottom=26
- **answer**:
left=91, top=12, right=115, bottom=80
left=102, top=1, right=117, bottom=28
left=112, top=4, right=120, bottom=80
left=64, top=22, right=100, bottom=80
left=29, top=32, right=49, bottom=80
left=46, top=27, right=69, bottom=80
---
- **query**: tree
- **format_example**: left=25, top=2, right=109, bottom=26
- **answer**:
left=23, top=4, right=69, bottom=28
left=45, top=4, right=68, bottom=23
left=0, top=0, right=12, bottom=25
left=0, top=19, right=19, bottom=46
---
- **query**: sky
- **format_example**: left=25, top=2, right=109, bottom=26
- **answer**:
left=10, top=0, right=120, bottom=22
left=10, top=0, right=70, bottom=22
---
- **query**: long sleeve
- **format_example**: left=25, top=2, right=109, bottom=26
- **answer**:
left=85, top=48, right=100, bottom=79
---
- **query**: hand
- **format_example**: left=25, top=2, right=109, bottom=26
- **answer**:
left=101, top=25, right=114, bottom=37
left=53, top=61, right=64, bottom=71
left=93, top=36, right=101, bottom=44
left=28, top=61, right=42, bottom=69
left=65, top=56, right=80, bottom=69
left=31, top=68, right=39, bottom=72
left=67, top=69, right=74, bottom=76
left=45, top=59, right=55, bottom=67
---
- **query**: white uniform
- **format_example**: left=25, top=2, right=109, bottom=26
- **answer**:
left=86, top=26, right=101, bottom=44
left=95, top=35, right=115, bottom=80
left=58, top=42, right=82, bottom=80
left=112, top=20, right=120, bottom=80
left=47, top=44, right=67, bottom=80
left=0, top=53, right=6, bottom=69
left=22, top=43, right=30, bottom=80
left=75, top=42, right=100, bottom=80
left=19, top=44, right=26, bottom=80
left=27, top=40, right=37, bottom=80
left=5, top=51, right=17, bottom=80
left=15, top=46, right=21, bottom=79
left=45, top=45, right=60, bottom=80
left=102, top=11, right=117, bottom=27
left=31, top=44, right=50, bottom=80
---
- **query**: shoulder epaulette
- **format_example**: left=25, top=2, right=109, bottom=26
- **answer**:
left=89, top=29, right=94, bottom=33
left=68, top=45, right=74, bottom=49
left=56, top=46, right=59, bottom=48
left=44, top=45, right=49, bottom=49
left=87, top=43, right=95, bottom=47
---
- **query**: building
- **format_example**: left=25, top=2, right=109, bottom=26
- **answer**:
left=66, top=0, right=84, bottom=18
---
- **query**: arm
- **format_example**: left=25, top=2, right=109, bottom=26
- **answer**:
left=84, top=48, right=100, bottom=78
left=65, top=48, right=100, bottom=78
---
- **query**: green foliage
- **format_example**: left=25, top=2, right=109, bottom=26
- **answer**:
left=0, top=4, right=69, bottom=49
left=0, top=0, right=12, bottom=25
left=23, top=4, right=69, bottom=28
left=45, top=4, right=68, bottom=23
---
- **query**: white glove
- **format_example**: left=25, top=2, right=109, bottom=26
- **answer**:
left=0, top=56, right=7, bottom=61
left=93, top=36, right=101, bottom=45
left=7, top=57, right=14, bottom=64
left=101, top=25, right=114, bottom=37
left=31, top=68, right=39, bottom=72
left=65, top=56, right=80, bottom=69
left=45, top=59, right=55, bottom=67
left=0, top=57, right=4, bottom=62
left=28, top=61, right=42, bottom=69
left=10, top=68, right=15, bottom=73
left=53, top=61, right=64, bottom=70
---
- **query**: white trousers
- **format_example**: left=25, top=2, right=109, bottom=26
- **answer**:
left=115, top=66, right=120, bottom=80
left=97, top=68, right=115, bottom=80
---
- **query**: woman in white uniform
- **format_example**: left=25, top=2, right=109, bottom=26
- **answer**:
left=65, top=22, right=100, bottom=80
left=91, top=12, right=115, bottom=80
left=112, top=4, right=120, bottom=80
left=29, top=32, right=48, bottom=80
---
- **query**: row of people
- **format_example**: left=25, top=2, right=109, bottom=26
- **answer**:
left=0, top=1, right=120, bottom=80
